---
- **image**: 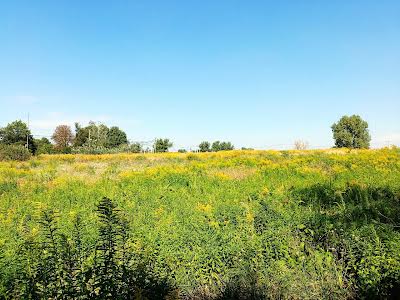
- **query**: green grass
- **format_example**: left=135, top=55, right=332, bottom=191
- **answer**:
left=0, top=149, right=399, bottom=299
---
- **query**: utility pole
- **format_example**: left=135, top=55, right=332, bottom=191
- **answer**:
left=26, top=113, right=30, bottom=149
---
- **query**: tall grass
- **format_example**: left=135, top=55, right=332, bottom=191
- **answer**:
left=0, top=148, right=399, bottom=299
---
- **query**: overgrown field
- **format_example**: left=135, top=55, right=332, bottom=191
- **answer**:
left=0, top=149, right=399, bottom=299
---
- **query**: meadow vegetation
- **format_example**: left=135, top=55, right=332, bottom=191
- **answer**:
left=0, top=148, right=399, bottom=299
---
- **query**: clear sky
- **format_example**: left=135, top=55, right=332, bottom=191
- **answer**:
left=1, top=0, right=399, bottom=150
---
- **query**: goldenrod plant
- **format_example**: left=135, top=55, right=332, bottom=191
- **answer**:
left=0, top=148, right=399, bottom=299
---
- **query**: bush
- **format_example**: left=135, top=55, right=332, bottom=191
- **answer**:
left=71, top=144, right=145, bottom=154
left=0, top=144, right=31, bottom=161
left=5, top=198, right=175, bottom=298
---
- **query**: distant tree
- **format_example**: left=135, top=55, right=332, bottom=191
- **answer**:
left=90, top=123, right=109, bottom=147
left=0, top=120, right=37, bottom=154
left=35, top=137, right=54, bottom=154
left=106, top=126, right=128, bottom=148
left=241, top=147, right=254, bottom=150
left=331, top=115, right=371, bottom=149
left=74, top=122, right=128, bottom=148
left=74, top=122, right=89, bottom=147
left=130, top=142, right=142, bottom=153
left=220, top=141, right=234, bottom=151
left=74, top=122, right=106, bottom=147
left=178, top=149, right=187, bottom=153
left=211, top=141, right=221, bottom=152
left=212, top=141, right=234, bottom=152
left=52, top=125, right=74, bottom=151
left=154, top=138, right=172, bottom=153
left=199, top=141, right=211, bottom=152
left=294, top=140, right=309, bottom=150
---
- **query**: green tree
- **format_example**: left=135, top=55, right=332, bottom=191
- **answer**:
left=35, top=137, right=55, bottom=154
left=154, top=138, right=172, bottom=153
left=199, top=141, right=211, bottom=152
left=211, top=141, right=234, bottom=152
left=331, top=115, right=371, bottom=149
left=96, top=124, right=110, bottom=147
left=211, top=141, right=221, bottom=152
left=74, top=122, right=89, bottom=147
left=74, top=122, right=109, bottom=148
left=129, top=142, right=142, bottom=153
left=0, top=120, right=37, bottom=154
left=220, top=141, right=234, bottom=151
left=106, top=126, right=128, bottom=148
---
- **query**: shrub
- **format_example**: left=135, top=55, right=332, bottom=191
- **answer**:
left=71, top=144, right=144, bottom=154
left=0, top=144, right=31, bottom=161
left=6, top=198, right=175, bottom=298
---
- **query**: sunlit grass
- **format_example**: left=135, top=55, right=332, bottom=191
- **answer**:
left=0, top=148, right=399, bottom=298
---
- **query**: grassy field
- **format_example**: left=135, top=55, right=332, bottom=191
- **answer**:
left=0, top=149, right=399, bottom=299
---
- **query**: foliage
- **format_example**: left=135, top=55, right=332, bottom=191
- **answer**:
left=178, top=149, right=187, bottom=153
left=211, top=141, right=234, bottom=152
left=74, top=122, right=89, bottom=147
left=129, top=142, right=142, bottom=153
left=199, top=141, right=211, bottom=152
left=52, top=125, right=74, bottom=152
left=0, top=120, right=37, bottom=154
left=74, top=122, right=128, bottom=151
left=0, top=144, right=31, bottom=161
left=332, top=115, right=371, bottom=149
left=74, top=121, right=109, bottom=148
left=0, top=149, right=399, bottom=299
left=72, top=144, right=144, bottom=154
left=34, top=137, right=56, bottom=154
left=106, top=126, right=128, bottom=148
left=3, top=198, right=174, bottom=299
left=154, top=138, right=173, bottom=153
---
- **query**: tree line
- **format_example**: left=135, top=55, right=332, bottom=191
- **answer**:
left=0, top=121, right=176, bottom=156
left=0, top=115, right=372, bottom=160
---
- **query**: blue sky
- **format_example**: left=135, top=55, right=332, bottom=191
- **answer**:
left=1, top=0, right=399, bottom=150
